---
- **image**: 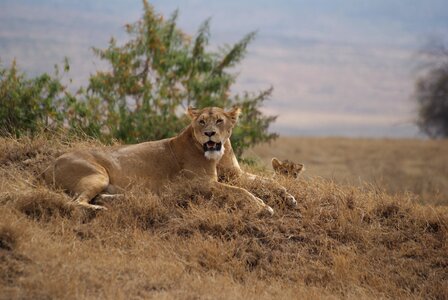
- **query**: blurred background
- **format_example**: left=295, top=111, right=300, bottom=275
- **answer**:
left=2, top=0, right=447, bottom=137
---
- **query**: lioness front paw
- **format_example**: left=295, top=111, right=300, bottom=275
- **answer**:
left=89, top=204, right=108, bottom=211
left=258, top=205, right=274, bottom=217
left=74, top=201, right=108, bottom=211
left=285, top=193, right=297, bottom=207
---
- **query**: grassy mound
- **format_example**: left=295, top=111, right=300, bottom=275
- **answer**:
left=0, top=135, right=447, bottom=299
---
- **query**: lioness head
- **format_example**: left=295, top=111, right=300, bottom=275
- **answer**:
left=271, top=158, right=305, bottom=178
left=187, top=106, right=241, bottom=161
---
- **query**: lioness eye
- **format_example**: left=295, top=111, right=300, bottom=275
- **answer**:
left=216, top=119, right=223, bottom=125
left=199, top=120, right=206, bottom=125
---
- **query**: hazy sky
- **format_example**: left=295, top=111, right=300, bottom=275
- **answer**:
left=1, top=0, right=448, bottom=137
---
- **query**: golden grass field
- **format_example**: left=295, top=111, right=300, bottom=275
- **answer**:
left=248, top=137, right=448, bottom=206
left=0, top=134, right=447, bottom=299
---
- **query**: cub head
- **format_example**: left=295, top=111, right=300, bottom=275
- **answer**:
left=271, top=158, right=305, bottom=178
left=187, top=106, right=241, bottom=161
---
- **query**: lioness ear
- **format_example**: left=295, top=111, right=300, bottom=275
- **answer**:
left=226, top=106, right=241, bottom=125
left=271, top=158, right=282, bottom=170
left=187, top=107, right=200, bottom=119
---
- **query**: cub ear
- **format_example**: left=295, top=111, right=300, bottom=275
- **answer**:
left=187, top=107, right=200, bottom=119
left=226, top=106, right=242, bottom=125
left=271, top=157, right=282, bottom=170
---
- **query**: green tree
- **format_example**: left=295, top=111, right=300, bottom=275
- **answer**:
left=0, top=1, right=277, bottom=156
left=82, top=0, right=277, bottom=154
left=415, top=39, right=448, bottom=138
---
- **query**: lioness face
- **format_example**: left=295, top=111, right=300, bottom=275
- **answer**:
left=188, top=106, right=241, bottom=160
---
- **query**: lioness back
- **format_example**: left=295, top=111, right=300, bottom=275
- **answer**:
left=47, top=138, right=180, bottom=194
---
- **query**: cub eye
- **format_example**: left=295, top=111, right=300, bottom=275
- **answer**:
left=216, top=119, right=223, bottom=125
left=199, top=120, right=206, bottom=125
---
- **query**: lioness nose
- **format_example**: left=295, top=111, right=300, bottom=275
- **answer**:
left=204, top=131, right=216, bottom=137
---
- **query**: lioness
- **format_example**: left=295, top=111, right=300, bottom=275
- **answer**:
left=45, top=107, right=296, bottom=215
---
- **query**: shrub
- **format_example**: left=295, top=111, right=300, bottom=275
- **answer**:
left=415, top=39, right=448, bottom=138
left=0, top=60, right=67, bottom=136
left=82, top=0, right=277, bottom=153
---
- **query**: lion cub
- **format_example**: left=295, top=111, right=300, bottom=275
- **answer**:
left=271, top=158, right=305, bottom=178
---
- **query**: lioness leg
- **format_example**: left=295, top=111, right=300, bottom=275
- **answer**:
left=73, top=174, right=110, bottom=210
left=213, top=182, right=274, bottom=216
left=245, top=173, right=297, bottom=207
left=51, top=154, right=110, bottom=210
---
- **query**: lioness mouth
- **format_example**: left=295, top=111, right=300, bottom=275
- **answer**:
left=203, top=141, right=222, bottom=152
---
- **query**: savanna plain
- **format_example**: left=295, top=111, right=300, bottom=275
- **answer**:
left=0, top=134, right=447, bottom=299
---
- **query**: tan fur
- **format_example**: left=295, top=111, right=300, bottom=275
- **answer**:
left=272, top=158, right=305, bottom=179
left=45, top=107, right=287, bottom=215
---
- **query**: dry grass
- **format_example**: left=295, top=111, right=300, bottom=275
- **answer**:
left=248, top=137, right=448, bottom=206
left=0, top=135, right=447, bottom=299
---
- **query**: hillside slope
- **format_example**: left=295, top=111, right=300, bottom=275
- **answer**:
left=0, top=135, right=447, bottom=299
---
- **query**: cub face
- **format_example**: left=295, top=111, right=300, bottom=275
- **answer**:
left=271, top=158, right=305, bottom=178
left=187, top=106, right=241, bottom=160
